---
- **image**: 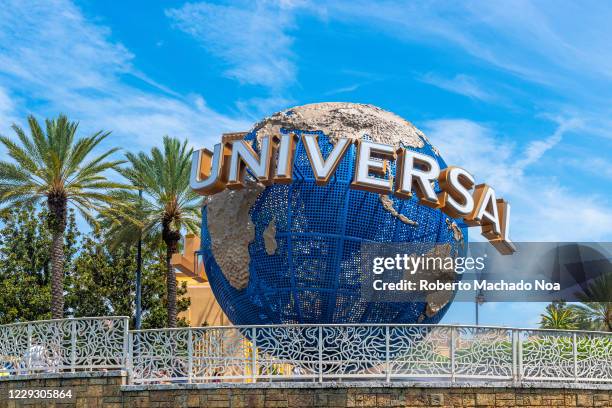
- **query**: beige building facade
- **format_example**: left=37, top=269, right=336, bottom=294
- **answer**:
left=171, top=234, right=229, bottom=327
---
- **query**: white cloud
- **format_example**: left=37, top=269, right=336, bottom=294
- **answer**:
left=321, top=1, right=554, bottom=85
left=166, top=1, right=298, bottom=91
left=0, top=0, right=249, bottom=149
left=0, top=87, right=17, bottom=135
left=424, top=117, right=580, bottom=192
left=235, top=95, right=296, bottom=122
left=368, top=0, right=612, bottom=243
left=516, top=182, right=612, bottom=242
left=423, top=118, right=612, bottom=242
left=419, top=73, right=495, bottom=102
left=325, top=83, right=362, bottom=96
left=515, top=118, right=581, bottom=170
left=423, top=119, right=516, bottom=192
left=324, top=1, right=612, bottom=89
left=319, top=0, right=612, bottom=149
left=566, top=157, right=612, bottom=180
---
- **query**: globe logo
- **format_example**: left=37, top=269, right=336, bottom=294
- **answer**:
left=200, top=103, right=467, bottom=326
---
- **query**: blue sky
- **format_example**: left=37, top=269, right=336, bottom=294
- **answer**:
left=0, top=0, right=611, bottom=327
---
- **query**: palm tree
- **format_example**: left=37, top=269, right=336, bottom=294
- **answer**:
left=109, top=136, right=201, bottom=327
left=0, top=114, right=128, bottom=319
left=571, top=273, right=612, bottom=331
left=570, top=303, right=612, bottom=331
left=540, top=301, right=577, bottom=330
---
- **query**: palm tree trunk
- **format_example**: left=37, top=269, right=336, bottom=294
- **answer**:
left=48, top=192, right=67, bottom=320
left=162, top=212, right=182, bottom=328
left=166, top=244, right=178, bottom=328
left=50, top=229, right=65, bottom=319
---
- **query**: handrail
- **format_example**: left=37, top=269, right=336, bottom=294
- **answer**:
left=0, top=315, right=129, bottom=328
left=130, top=322, right=612, bottom=336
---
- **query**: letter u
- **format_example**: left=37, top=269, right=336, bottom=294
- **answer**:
left=190, top=143, right=230, bottom=195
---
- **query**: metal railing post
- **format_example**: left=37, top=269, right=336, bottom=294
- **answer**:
left=450, top=327, right=456, bottom=383
left=251, top=327, right=257, bottom=383
left=385, top=326, right=390, bottom=382
left=123, top=318, right=130, bottom=371
left=127, top=332, right=134, bottom=384
left=188, top=329, right=194, bottom=384
left=573, top=332, right=578, bottom=382
left=512, top=329, right=518, bottom=384
left=517, top=329, right=523, bottom=384
left=26, top=323, right=32, bottom=374
left=70, top=320, right=77, bottom=372
left=318, top=326, right=323, bottom=383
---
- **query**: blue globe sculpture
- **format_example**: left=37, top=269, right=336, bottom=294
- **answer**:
left=199, top=103, right=467, bottom=327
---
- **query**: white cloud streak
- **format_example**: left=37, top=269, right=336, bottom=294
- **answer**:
left=324, top=83, right=362, bottom=96
left=423, top=118, right=612, bottom=242
left=514, top=118, right=581, bottom=170
left=419, top=73, right=495, bottom=102
left=0, top=0, right=249, bottom=149
left=166, top=1, right=298, bottom=91
left=0, top=87, right=17, bottom=136
left=323, top=1, right=612, bottom=88
left=423, top=119, right=516, bottom=192
left=319, top=0, right=612, bottom=148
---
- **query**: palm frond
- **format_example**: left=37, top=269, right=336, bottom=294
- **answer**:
left=1, top=114, right=128, bottom=223
left=111, top=135, right=200, bottom=249
left=0, top=135, right=39, bottom=174
left=0, top=161, right=36, bottom=183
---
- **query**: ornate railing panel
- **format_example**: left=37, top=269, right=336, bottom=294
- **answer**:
left=388, top=326, right=451, bottom=379
left=521, top=329, right=575, bottom=381
left=130, top=328, right=190, bottom=383
left=521, top=329, right=612, bottom=382
left=577, top=332, right=612, bottom=381
left=0, top=317, right=128, bottom=375
left=192, top=327, right=250, bottom=381
left=454, top=327, right=513, bottom=379
left=255, top=326, right=319, bottom=380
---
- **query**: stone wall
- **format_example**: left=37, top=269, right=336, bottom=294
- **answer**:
left=121, top=383, right=612, bottom=407
left=1, top=372, right=611, bottom=407
left=0, top=371, right=126, bottom=408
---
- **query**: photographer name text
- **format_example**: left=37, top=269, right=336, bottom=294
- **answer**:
left=372, top=279, right=561, bottom=292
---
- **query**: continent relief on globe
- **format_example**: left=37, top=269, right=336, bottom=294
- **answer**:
left=203, top=103, right=465, bottom=320
left=400, top=243, right=457, bottom=321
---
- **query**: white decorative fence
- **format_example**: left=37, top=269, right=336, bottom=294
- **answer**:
left=0, top=317, right=129, bottom=374
left=129, top=324, right=612, bottom=385
left=1, top=318, right=611, bottom=386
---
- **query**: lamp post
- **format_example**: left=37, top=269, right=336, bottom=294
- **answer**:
left=475, top=290, right=485, bottom=326
left=135, top=189, right=143, bottom=330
